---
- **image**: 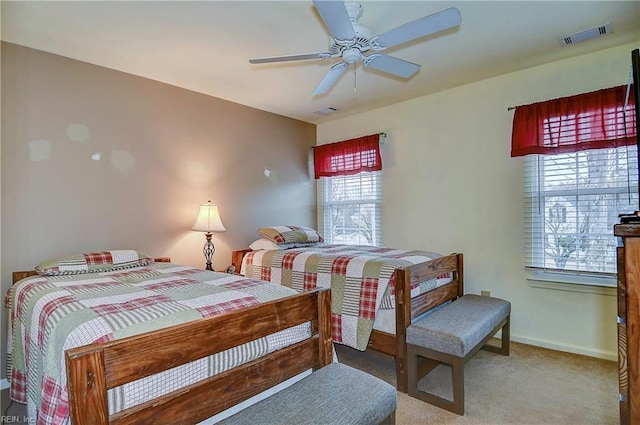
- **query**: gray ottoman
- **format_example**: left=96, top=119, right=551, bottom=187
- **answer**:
left=218, top=362, right=397, bottom=425
left=406, top=294, right=511, bottom=415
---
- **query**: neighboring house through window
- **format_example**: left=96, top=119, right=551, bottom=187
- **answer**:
left=313, top=134, right=383, bottom=246
left=512, top=85, right=637, bottom=282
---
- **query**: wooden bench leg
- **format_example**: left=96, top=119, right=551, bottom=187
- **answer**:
left=407, top=313, right=510, bottom=415
left=408, top=344, right=418, bottom=397
left=452, top=357, right=465, bottom=415
left=498, top=315, right=511, bottom=355
left=379, top=410, right=396, bottom=425
left=481, top=315, right=511, bottom=356
left=407, top=344, right=465, bottom=415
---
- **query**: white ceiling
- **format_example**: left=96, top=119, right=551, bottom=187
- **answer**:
left=2, top=1, right=639, bottom=124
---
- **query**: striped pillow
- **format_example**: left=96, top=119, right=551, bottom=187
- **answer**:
left=257, top=226, right=324, bottom=245
left=35, top=250, right=153, bottom=276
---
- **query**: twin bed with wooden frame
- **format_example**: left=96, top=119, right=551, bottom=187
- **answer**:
left=6, top=254, right=329, bottom=424
left=232, top=247, right=464, bottom=393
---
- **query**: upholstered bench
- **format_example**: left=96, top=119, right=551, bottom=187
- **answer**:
left=218, top=362, right=397, bottom=425
left=406, top=294, right=511, bottom=415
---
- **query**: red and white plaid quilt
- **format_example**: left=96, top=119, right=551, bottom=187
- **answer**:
left=241, top=244, right=452, bottom=350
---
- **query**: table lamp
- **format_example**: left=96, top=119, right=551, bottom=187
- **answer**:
left=191, top=201, right=226, bottom=270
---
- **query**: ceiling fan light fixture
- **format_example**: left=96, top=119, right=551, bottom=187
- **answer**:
left=343, top=48, right=362, bottom=64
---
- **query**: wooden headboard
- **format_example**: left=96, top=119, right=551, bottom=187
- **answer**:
left=231, top=249, right=252, bottom=273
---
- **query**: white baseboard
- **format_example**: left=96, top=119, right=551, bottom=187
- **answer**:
left=510, top=335, right=617, bottom=361
left=1, top=378, right=9, bottom=390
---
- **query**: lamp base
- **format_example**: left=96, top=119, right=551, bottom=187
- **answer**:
left=203, top=232, right=216, bottom=271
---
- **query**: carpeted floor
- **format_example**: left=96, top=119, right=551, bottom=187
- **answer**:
left=335, top=341, right=618, bottom=425
left=2, top=341, right=617, bottom=424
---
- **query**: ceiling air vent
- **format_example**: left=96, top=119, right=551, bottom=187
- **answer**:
left=314, top=107, right=338, bottom=116
left=559, top=23, right=610, bottom=46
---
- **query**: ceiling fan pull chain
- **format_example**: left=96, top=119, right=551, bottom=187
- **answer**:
left=353, top=63, right=357, bottom=92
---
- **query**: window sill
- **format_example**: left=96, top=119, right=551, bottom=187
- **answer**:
left=527, top=271, right=617, bottom=296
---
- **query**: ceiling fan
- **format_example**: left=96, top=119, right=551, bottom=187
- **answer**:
left=249, top=1, right=462, bottom=96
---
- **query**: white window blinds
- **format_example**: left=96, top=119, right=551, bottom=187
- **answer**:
left=317, top=171, right=382, bottom=246
left=524, top=146, right=638, bottom=275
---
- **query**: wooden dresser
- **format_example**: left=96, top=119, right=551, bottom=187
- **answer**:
left=614, top=222, right=640, bottom=425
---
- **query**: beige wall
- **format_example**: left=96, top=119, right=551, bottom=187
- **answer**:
left=318, top=41, right=640, bottom=360
left=0, top=42, right=316, bottom=379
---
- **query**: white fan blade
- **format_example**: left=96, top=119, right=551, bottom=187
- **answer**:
left=250, top=52, right=332, bottom=64
left=372, top=7, right=461, bottom=49
left=363, top=54, right=420, bottom=78
left=313, top=62, right=348, bottom=95
left=313, top=0, right=356, bottom=42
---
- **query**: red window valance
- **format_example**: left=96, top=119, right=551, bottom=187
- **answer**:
left=313, top=134, right=382, bottom=179
left=511, top=85, right=636, bottom=157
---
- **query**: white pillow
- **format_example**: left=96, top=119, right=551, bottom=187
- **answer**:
left=249, top=238, right=281, bottom=251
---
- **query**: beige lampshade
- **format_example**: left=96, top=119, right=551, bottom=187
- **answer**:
left=191, top=201, right=226, bottom=233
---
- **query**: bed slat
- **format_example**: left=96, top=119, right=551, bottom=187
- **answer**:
left=69, top=290, right=321, bottom=389
left=110, top=339, right=318, bottom=425
left=409, top=253, right=461, bottom=285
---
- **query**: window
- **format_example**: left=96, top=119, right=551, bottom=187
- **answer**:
left=524, top=146, right=637, bottom=276
left=313, top=133, right=383, bottom=246
left=513, top=85, right=637, bottom=281
left=318, top=171, right=382, bottom=246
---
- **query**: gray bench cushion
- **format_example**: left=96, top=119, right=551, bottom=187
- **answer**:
left=407, top=294, right=511, bottom=357
left=218, top=362, right=397, bottom=425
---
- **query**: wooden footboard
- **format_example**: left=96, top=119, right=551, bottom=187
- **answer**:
left=231, top=249, right=464, bottom=394
left=384, top=253, right=463, bottom=393
left=65, top=287, right=332, bottom=425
